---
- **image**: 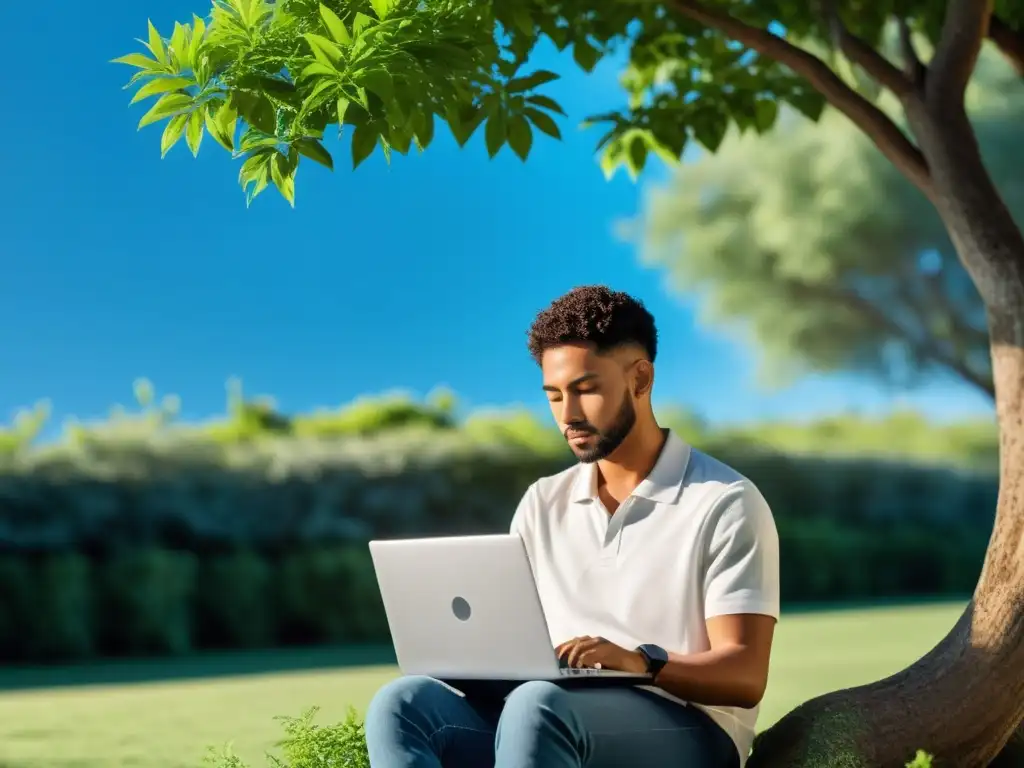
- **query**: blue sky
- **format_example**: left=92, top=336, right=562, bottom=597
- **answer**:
left=0, top=1, right=994, bottom=437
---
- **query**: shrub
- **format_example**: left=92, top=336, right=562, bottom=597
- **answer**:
left=203, top=707, right=369, bottom=768
left=277, top=546, right=388, bottom=644
left=195, top=550, right=275, bottom=648
left=0, top=556, right=36, bottom=659
left=97, top=549, right=197, bottom=655
left=32, top=553, right=95, bottom=660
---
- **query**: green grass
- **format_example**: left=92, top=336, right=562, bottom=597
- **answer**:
left=0, top=601, right=964, bottom=768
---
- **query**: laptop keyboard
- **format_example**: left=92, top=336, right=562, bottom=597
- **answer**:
left=560, top=667, right=606, bottom=676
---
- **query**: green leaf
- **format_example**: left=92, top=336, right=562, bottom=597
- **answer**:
left=600, top=137, right=625, bottom=180
left=369, top=0, right=393, bottom=21
left=111, top=53, right=162, bottom=70
left=507, top=114, right=532, bottom=161
left=138, top=93, right=193, bottom=128
left=146, top=20, right=167, bottom=64
left=189, top=15, right=206, bottom=65
left=351, top=123, right=378, bottom=168
left=295, top=138, right=334, bottom=170
left=130, top=76, right=193, bottom=104
left=240, top=152, right=273, bottom=207
left=229, top=92, right=277, bottom=135
left=497, top=58, right=519, bottom=78
left=643, top=130, right=683, bottom=166
left=169, top=22, right=189, bottom=68
left=303, top=33, right=343, bottom=67
left=447, top=106, right=484, bottom=147
left=572, top=39, right=600, bottom=72
left=300, top=62, right=338, bottom=81
left=352, top=12, right=372, bottom=35
left=185, top=109, right=204, bottom=156
left=626, top=132, right=647, bottom=180
left=484, top=110, right=507, bottom=158
left=753, top=98, right=779, bottom=134
left=319, top=4, right=352, bottom=45
left=511, top=6, right=533, bottom=35
left=692, top=109, right=728, bottom=152
left=524, top=107, right=561, bottom=139
left=414, top=111, right=434, bottom=150
left=525, top=94, right=566, bottom=115
left=204, top=102, right=237, bottom=151
left=160, top=113, right=189, bottom=157
left=788, top=89, right=826, bottom=122
left=506, top=69, right=560, bottom=93
left=360, top=69, right=393, bottom=101
left=337, top=96, right=351, bottom=125
left=271, top=152, right=297, bottom=207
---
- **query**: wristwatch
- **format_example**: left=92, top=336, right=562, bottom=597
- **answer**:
left=636, top=643, right=669, bottom=679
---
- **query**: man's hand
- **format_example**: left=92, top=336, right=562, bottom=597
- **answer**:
left=555, top=636, right=647, bottom=674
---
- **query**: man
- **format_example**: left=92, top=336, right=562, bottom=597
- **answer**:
left=366, top=286, right=780, bottom=768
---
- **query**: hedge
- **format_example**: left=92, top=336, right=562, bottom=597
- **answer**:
left=0, top=429, right=996, bottom=661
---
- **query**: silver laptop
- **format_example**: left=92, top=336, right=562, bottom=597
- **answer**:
left=368, top=534, right=650, bottom=683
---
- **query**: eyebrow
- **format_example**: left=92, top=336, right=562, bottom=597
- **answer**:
left=542, top=372, right=599, bottom=392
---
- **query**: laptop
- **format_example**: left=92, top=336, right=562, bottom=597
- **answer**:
left=368, top=534, right=651, bottom=685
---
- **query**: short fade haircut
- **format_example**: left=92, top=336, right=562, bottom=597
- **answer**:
left=527, top=285, right=658, bottom=365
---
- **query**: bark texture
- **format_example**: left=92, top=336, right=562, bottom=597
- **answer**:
left=668, top=0, right=1024, bottom=764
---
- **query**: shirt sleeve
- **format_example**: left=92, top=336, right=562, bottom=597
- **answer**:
left=702, top=480, right=781, bottom=621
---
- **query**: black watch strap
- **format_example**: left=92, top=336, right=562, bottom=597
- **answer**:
left=637, top=644, right=669, bottom=678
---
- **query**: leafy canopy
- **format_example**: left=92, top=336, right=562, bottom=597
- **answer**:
left=113, top=0, right=850, bottom=206
left=635, top=43, right=1024, bottom=399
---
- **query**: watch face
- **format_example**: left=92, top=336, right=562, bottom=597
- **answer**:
left=641, top=644, right=668, bottom=663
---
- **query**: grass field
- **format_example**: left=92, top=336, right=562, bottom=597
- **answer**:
left=0, top=601, right=964, bottom=767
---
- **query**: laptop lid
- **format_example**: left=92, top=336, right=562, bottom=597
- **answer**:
left=368, top=534, right=561, bottom=680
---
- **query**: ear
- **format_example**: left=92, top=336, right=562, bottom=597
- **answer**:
left=632, top=360, right=654, bottom=398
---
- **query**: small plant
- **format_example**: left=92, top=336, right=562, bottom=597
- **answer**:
left=906, top=750, right=934, bottom=767
left=204, top=707, right=369, bottom=768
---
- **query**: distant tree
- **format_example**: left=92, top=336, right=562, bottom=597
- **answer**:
left=113, top=1, right=1024, bottom=764
left=637, top=45, right=1024, bottom=402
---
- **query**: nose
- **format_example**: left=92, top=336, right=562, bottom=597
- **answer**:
left=559, top=393, right=585, bottom=426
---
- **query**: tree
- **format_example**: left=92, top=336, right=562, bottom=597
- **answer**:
left=114, top=1, right=1024, bottom=765
left=637, top=45, right=1024, bottom=402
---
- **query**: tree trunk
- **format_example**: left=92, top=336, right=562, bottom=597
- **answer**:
left=748, top=79, right=1024, bottom=768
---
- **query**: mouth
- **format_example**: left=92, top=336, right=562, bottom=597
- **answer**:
left=565, top=430, right=595, bottom=445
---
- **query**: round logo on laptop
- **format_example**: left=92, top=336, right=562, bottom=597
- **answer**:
left=451, top=596, right=472, bottom=621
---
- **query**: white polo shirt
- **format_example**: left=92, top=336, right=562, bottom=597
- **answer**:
left=509, top=430, right=780, bottom=766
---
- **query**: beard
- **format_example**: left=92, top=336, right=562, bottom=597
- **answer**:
left=564, top=394, right=637, bottom=464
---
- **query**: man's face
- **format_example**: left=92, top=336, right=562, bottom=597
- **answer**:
left=541, top=343, right=638, bottom=463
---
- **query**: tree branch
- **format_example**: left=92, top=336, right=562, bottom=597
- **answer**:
left=822, top=1, right=915, bottom=98
left=928, top=0, right=992, bottom=107
left=897, top=18, right=926, bottom=86
left=667, top=0, right=935, bottom=200
left=988, top=15, right=1024, bottom=76
left=786, top=278, right=995, bottom=399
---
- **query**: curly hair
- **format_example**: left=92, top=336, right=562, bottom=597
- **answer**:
left=527, top=285, right=658, bottom=364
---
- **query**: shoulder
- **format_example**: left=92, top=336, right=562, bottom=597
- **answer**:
left=532, top=462, right=586, bottom=503
left=512, top=462, right=585, bottom=530
left=682, top=449, right=775, bottom=539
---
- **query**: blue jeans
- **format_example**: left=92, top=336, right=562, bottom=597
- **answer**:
left=365, top=676, right=740, bottom=768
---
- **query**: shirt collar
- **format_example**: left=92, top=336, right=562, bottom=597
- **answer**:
left=569, top=430, right=691, bottom=505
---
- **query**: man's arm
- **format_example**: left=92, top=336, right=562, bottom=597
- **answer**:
left=633, top=479, right=780, bottom=708
left=648, top=613, right=776, bottom=709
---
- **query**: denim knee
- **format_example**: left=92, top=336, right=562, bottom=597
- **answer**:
left=366, top=675, right=444, bottom=734
left=499, top=680, right=575, bottom=730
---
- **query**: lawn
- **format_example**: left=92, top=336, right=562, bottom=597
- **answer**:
left=0, top=601, right=964, bottom=767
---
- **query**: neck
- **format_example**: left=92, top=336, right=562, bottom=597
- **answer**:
left=596, top=417, right=668, bottom=497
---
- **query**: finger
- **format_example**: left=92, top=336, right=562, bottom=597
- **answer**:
left=568, top=641, right=590, bottom=668
left=570, top=638, right=601, bottom=667
left=556, top=637, right=583, bottom=660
